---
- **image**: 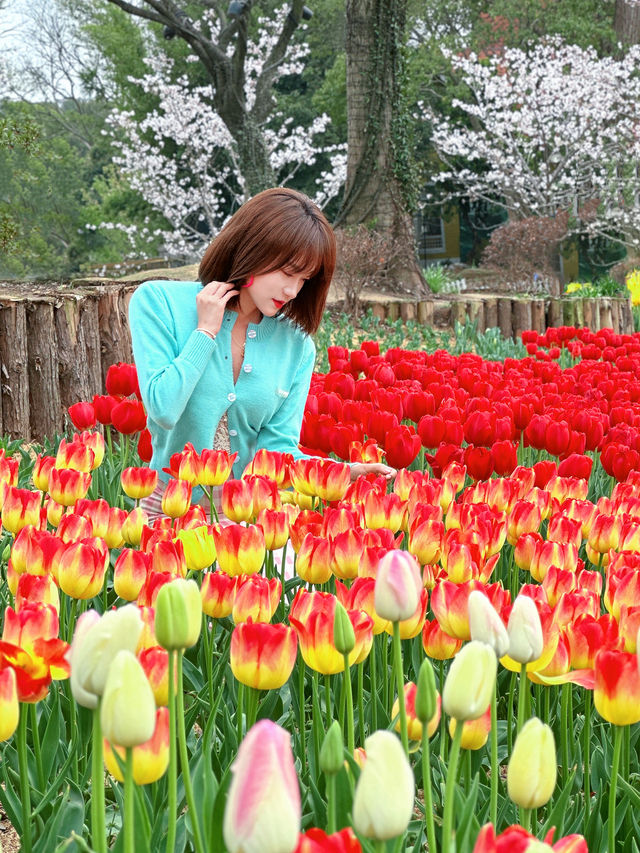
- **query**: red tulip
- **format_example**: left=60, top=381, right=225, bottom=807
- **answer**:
left=68, top=401, right=96, bottom=430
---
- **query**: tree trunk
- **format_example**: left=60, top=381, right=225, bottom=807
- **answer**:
left=337, top=0, right=427, bottom=298
left=615, top=0, right=640, bottom=44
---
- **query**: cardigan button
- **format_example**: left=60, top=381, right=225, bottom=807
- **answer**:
left=227, top=392, right=236, bottom=402
left=247, top=329, right=257, bottom=339
left=244, top=364, right=252, bottom=373
left=229, top=429, right=238, bottom=437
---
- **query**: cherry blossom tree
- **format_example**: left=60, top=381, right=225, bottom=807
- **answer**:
left=102, top=6, right=346, bottom=258
left=423, top=38, right=640, bottom=249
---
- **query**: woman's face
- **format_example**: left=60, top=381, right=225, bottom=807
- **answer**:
left=239, top=266, right=311, bottom=317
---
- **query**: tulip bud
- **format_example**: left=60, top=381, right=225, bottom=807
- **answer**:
left=415, top=658, right=437, bottom=725
left=507, top=595, right=544, bottom=664
left=333, top=601, right=356, bottom=655
left=320, top=721, right=344, bottom=776
left=374, top=550, right=422, bottom=622
left=68, top=605, right=144, bottom=709
left=468, top=590, right=510, bottom=658
left=352, top=730, right=414, bottom=840
left=154, top=578, right=202, bottom=650
left=507, top=717, right=557, bottom=809
left=443, top=640, right=497, bottom=721
left=100, top=650, right=156, bottom=748
left=224, top=720, right=300, bottom=853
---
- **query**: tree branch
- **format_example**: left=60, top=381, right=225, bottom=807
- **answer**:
left=252, top=0, right=304, bottom=123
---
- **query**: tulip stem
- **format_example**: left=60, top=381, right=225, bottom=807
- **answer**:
left=517, top=662, right=528, bottom=734
left=520, top=807, right=532, bottom=832
left=327, top=773, right=337, bottom=834
left=490, top=688, right=499, bottom=827
left=583, top=690, right=592, bottom=833
left=421, top=722, right=437, bottom=853
left=325, top=673, right=333, bottom=730
left=392, top=622, right=409, bottom=754
left=560, top=683, right=570, bottom=782
left=312, top=671, right=322, bottom=771
left=29, top=703, right=45, bottom=794
left=206, top=487, right=220, bottom=524
left=507, top=671, right=517, bottom=754
left=166, top=651, right=177, bottom=853
left=124, top=747, right=134, bottom=853
left=382, top=636, right=389, bottom=716
left=357, top=662, right=365, bottom=744
left=246, top=687, right=259, bottom=730
left=237, top=683, right=244, bottom=743
left=176, top=652, right=206, bottom=853
left=609, top=725, right=623, bottom=853
left=17, top=706, right=32, bottom=853
left=370, top=636, right=378, bottom=731
left=91, top=705, right=108, bottom=853
left=342, top=654, right=355, bottom=756
left=298, top=661, right=306, bottom=775
left=442, top=723, right=464, bottom=853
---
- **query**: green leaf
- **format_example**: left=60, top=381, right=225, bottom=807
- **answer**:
left=33, top=783, right=85, bottom=853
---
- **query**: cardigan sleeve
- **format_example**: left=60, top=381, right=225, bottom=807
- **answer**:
left=129, top=282, right=217, bottom=430
left=255, top=334, right=316, bottom=460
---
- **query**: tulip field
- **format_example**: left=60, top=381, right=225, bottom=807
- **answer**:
left=4, top=322, right=640, bottom=852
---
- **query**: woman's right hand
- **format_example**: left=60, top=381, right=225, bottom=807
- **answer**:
left=196, top=281, right=237, bottom=337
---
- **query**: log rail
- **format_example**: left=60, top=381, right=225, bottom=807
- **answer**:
left=0, top=280, right=634, bottom=442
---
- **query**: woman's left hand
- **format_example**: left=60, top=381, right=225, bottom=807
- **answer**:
left=349, top=462, right=397, bottom=482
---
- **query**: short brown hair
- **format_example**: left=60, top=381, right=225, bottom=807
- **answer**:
left=198, top=188, right=336, bottom=334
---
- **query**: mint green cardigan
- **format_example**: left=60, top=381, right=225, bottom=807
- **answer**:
left=128, top=280, right=316, bottom=481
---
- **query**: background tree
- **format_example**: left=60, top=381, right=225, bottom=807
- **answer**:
left=336, top=0, right=426, bottom=298
left=102, top=0, right=325, bottom=196
left=424, top=39, right=640, bottom=252
left=615, top=0, right=640, bottom=45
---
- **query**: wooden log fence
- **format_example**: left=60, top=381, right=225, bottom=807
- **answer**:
left=0, top=280, right=636, bottom=442
left=0, top=281, right=137, bottom=442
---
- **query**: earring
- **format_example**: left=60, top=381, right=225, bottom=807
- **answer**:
left=241, top=275, right=254, bottom=288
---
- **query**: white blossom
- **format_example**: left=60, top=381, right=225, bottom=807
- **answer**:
left=422, top=37, right=640, bottom=248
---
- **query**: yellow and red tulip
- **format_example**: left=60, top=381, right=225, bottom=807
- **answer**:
left=1, top=487, right=41, bottom=535
left=114, top=548, right=150, bottom=601
left=593, top=648, right=640, bottom=726
left=230, top=620, right=297, bottom=690
left=198, top=448, right=237, bottom=487
left=449, top=703, right=491, bottom=750
left=104, top=706, right=169, bottom=784
left=0, top=667, right=19, bottom=741
left=232, top=575, right=281, bottom=624
left=392, top=681, right=440, bottom=741
left=138, top=646, right=171, bottom=706
left=256, top=508, right=290, bottom=550
left=15, top=573, right=59, bottom=613
left=0, top=604, right=69, bottom=702
left=161, top=478, right=192, bottom=518
left=48, top=468, right=92, bottom=506
left=32, top=455, right=55, bottom=492
left=57, top=538, right=110, bottom=600
left=290, top=595, right=373, bottom=675
left=221, top=478, right=254, bottom=522
left=213, top=523, right=266, bottom=577
left=295, top=533, right=333, bottom=585
left=201, top=570, right=237, bottom=618
left=121, top=466, right=158, bottom=500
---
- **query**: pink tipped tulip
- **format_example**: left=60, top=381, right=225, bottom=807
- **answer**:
left=223, top=719, right=301, bottom=853
left=374, top=550, right=423, bottom=622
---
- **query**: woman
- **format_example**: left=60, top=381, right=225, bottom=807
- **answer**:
left=129, top=187, right=395, bottom=517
